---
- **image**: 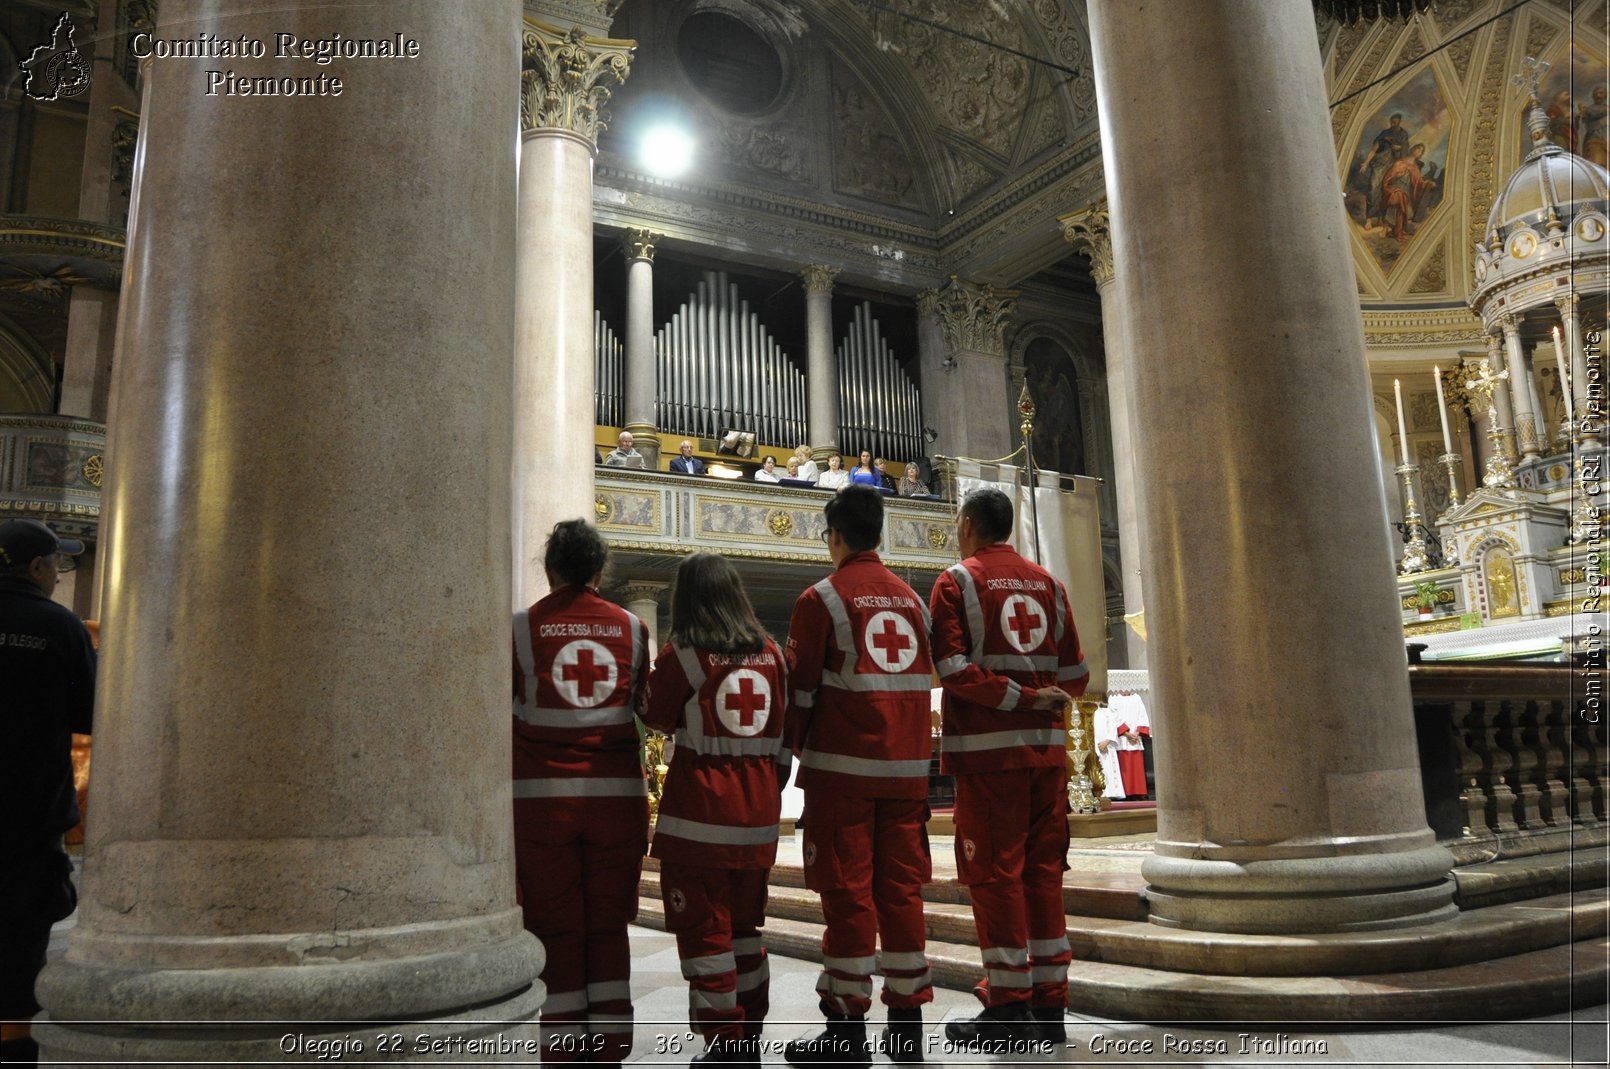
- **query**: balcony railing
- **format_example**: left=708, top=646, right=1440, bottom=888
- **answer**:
left=0, top=413, right=105, bottom=542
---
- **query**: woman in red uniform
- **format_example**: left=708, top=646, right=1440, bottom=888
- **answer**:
left=645, top=552, right=790, bottom=1066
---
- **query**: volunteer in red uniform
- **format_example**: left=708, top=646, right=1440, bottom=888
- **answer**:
left=783, top=486, right=936, bottom=1067
left=929, top=488, right=1088, bottom=1046
left=513, top=519, right=651, bottom=1065
left=645, top=552, right=789, bottom=1066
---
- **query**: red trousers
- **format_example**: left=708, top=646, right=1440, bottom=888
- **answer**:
left=952, top=767, right=1071, bottom=1010
left=802, top=794, right=934, bottom=1017
left=515, top=795, right=649, bottom=1064
left=659, top=863, right=771, bottom=1047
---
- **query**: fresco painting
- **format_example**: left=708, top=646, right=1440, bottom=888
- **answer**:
left=1344, top=67, right=1451, bottom=273
left=1523, top=47, right=1609, bottom=167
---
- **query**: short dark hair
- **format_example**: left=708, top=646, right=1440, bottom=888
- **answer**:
left=544, top=519, right=608, bottom=588
left=669, top=552, right=767, bottom=654
left=824, top=486, right=883, bottom=551
left=959, top=487, right=1014, bottom=543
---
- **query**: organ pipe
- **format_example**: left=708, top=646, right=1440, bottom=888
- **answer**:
left=835, top=302, right=922, bottom=465
left=594, top=311, right=623, bottom=427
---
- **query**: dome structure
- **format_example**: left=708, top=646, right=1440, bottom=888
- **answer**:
left=1470, top=91, right=1609, bottom=328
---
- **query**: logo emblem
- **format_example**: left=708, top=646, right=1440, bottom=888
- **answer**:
left=803, top=840, right=817, bottom=866
left=1000, top=594, right=1047, bottom=653
left=864, top=611, right=918, bottom=673
left=20, top=13, right=90, bottom=102
left=552, top=640, right=617, bottom=708
left=715, top=669, right=771, bottom=736
left=963, top=839, right=977, bottom=861
left=668, top=887, right=687, bottom=913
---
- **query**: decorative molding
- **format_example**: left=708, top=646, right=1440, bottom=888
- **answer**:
left=931, top=276, right=1018, bottom=356
left=623, top=227, right=657, bottom=261
left=800, top=264, right=839, bottom=295
left=520, top=20, right=633, bottom=143
left=1362, top=307, right=1486, bottom=347
left=1057, top=201, right=1113, bottom=286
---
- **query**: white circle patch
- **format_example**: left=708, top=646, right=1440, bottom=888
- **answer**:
left=552, top=639, right=618, bottom=708
left=715, top=668, right=772, bottom=736
left=668, top=887, right=687, bottom=913
left=963, top=839, right=977, bottom=861
left=863, top=611, right=919, bottom=673
left=999, top=594, right=1047, bottom=653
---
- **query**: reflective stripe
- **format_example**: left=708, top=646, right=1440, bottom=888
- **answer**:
left=981, top=653, right=1059, bottom=673
left=674, top=728, right=784, bottom=758
left=587, top=980, right=633, bottom=1002
left=883, top=970, right=933, bottom=995
left=877, top=950, right=929, bottom=971
left=690, top=988, right=738, bottom=1011
left=1059, top=661, right=1090, bottom=682
left=799, top=750, right=931, bottom=780
left=820, top=669, right=933, bottom=693
left=1028, top=936, right=1071, bottom=957
left=793, top=689, right=816, bottom=709
left=630, top=613, right=646, bottom=704
left=822, top=953, right=877, bottom=975
left=942, top=728, right=1066, bottom=753
left=820, top=974, right=875, bottom=997
left=682, top=952, right=737, bottom=978
left=813, top=578, right=860, bottom=677
left=736, top=961, right=770, bottom=993
left=936, top=654, right=969, bottom=678
left=676, top=643, right=709, bottom=751
left=981, top=947, right=1030, bottom=966
left=1053, top=584, right=1069, bottom=646
left=732, top=936, right=764, bottom=957
left=656, top=814, right=779, bottom=846
left=1031, top=965, right=1069, bottom=983
left=516, top=703, right=635, bottom=728
left=995, top=679, right=1024, bottom=710
left=542, top=989, right=588, bottom=1014
left=947, top=564, right=987, bottom=663
left=514, top=777, right=645, bottom=799
left=986, top=969, right=1031, bottom=989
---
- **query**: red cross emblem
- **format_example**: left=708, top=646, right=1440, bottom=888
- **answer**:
left=715, top=668, right=772, bottom=736
left=1000, top=594, right=1047, bottom=653
left=552, top=639, right=617, bottom=708
left=864, top=611, right=919, bottom=673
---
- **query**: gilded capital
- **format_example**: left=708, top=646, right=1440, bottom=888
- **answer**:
left=1554, top=292, right=1580, bottom=319
left=800, top=264, right=840, bottom=296
left=625, top=227, right=658, bottom=261
left=931, top=276, right=1018, bottom=356
left=521, top=20, right=634, bottom=143
left=1057, top=202, right=1114, bottom=286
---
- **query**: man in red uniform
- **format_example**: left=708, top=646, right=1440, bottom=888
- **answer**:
left=929, top=488, right=1087, bottom=1047
left=783, top=486, right=936, bottom=1067
left=513, top=519, right=651, bottom=1065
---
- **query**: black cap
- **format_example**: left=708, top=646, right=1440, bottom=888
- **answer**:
left=0, top=518, right=85, bottom=569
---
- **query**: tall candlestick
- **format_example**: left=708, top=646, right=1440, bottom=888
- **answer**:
left=1394, top=378, right=1411, bottom=467
left=1552, top=326, right=1573, bottom=414
left=1433, top=366, right=1453, bottom=454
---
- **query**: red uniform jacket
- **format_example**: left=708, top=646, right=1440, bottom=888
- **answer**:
left=928, top=543, right=1088, bottom=775
left=512, top=587, right=650, bottom=801
left=784, top=550, right=935, bottom=799
left=644, top=639, right=789, bottom=869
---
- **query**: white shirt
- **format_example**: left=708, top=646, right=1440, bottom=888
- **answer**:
left=755, top=469, right=781, bottom=483
left=797, top=459, right=820, bottom=482
left=817, top=469, right=849, bottom=490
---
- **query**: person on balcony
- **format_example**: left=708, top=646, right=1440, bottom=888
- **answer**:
left=603, top=430, right=646, bottom=469
left=849, top=451, right=879, bottom=488
left=671, top=440, right=707, bottom=476
left=817, top=453, right=850, bottom=491
left=755, top=456, right=782, bottom=483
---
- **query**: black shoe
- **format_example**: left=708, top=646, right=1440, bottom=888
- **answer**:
left=784, top=1016, right=870, bottom=1068
left=877, top=1008, right=924, bottom=1063
left=942, top=1002, right=1039, bottom=1050
left=1030, top=1006, right=1067, bottom=1044
left=693, top=1037, right=757, bottom=1065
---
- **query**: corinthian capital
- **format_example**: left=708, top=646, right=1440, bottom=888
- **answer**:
left=930, top=276, right=1018, bottom=356
left=521, top=20, right=634, bottom=143
left=624, top=227, right=658, bottom=261
left=1058, top=202, right=1114, bottom=286
left=800, top=264, right=840, bottom=295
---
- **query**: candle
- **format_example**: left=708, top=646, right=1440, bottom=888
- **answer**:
left=1394, top=378, right=1411, bottom=466
left=1433, top=366, right=1453, bottom=454
left=1553, top=326, right=1573, bottom=415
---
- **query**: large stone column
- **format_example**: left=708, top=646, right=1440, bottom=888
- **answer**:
left=621, top=581, right=668, bottom=651
left=1061, top=202, right=1146, bottom=669
left=35, top=2, right=542, bottom=1062
left=802, top=264, right=840, bottom=454
left=1087, top=0, right=1454, bottom=934
left=1501, top=315, right=1544, bottom=460
left=513, top=22, right=632, bottom=607
left=622, top=228, right=661, bottom=467
left=928, top=277, right=1018, bottom=462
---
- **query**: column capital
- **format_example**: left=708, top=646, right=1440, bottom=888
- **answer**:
left=1057, top=201, right=1115, bottom=286
left=1498, top=313, right=1522, bottom=339
left=1554, top=291, right=1580, bottom=319
left=800, top=264, right=840, bottom=295
left=618, top=580, right=669, bottom=604
left=521, top=20, right=634, bottom=143
left=929, top=275, right=1019, bottom=357
left=624, top=227, right=658, bottom=261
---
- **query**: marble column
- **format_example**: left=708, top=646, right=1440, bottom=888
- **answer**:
left=802, top=264, right=840, bottom=456
left=927, top=277, right=1018, bottom=463
left=622, top=228, right=661, bottom=467
left=1501, top=316, right=1543, bottom=460
left=1061, top=202, right=1146, bottom=669
left=1087, top=0, right=1454, bottom=934
left=621, top=581, right=668, bottom=652
left=914, top=290, right=950, bottom=464
left=35, top=3, right=542, bottom=1062
left=1557, top=294, right=1602, bottom=448
left=513, top=22, right=632, bottom=608
left=1484, top=332, right=1519, bottom=465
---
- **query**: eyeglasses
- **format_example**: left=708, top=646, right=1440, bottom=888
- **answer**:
left=819, top=528, right=833, bottom=545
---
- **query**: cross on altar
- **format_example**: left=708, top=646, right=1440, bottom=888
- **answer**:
left=724, top=674, right=768, bottom=727
left=562, top=647, right=611, bottom=699
left=1007, top=599, right=1043, bottom=647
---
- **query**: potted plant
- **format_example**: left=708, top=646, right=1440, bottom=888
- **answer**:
left=1413, top=579, right=1439, bottom=619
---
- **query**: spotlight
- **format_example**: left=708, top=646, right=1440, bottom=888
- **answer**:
left=641, top=124, right=694, bottom=179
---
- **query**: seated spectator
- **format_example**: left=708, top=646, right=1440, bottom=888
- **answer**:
left=898, top=462, right=929, bottom=497
left=670, top=440, right=706, bottom=476
left=603, top=431, right=646, bottom=469
left=873, top=458, right=898, bottom=492
left=817, top=452, right=849, bottom=491
left=754, top=455, right=781, bottom=483
left=793, top=445, right=819, bottom=483
left=785, top=456, right=801, bottom=479
left=849, top=450, right=879, bottom=488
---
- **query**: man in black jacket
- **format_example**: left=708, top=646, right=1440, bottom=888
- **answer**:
left=1, top=519, right=95, bottom=1065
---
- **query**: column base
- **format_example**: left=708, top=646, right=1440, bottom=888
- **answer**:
left=1142, top=845, right=1457, bottom=934
left=624, top=423, right=661, bottom=469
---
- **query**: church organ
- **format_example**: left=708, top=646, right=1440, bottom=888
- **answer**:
left=593, top=311, right=624, bottom=428
left=837, top=301, right=922, bottom=464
